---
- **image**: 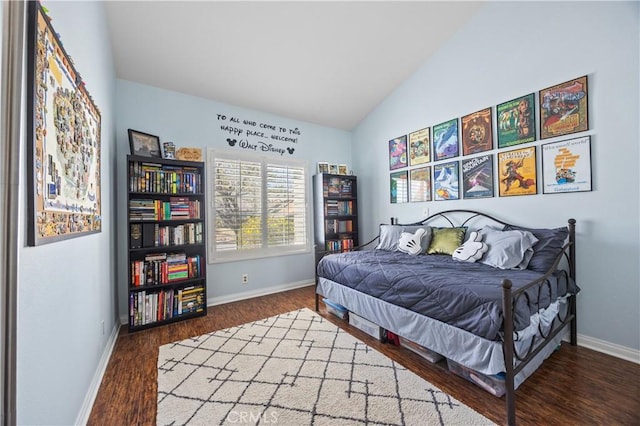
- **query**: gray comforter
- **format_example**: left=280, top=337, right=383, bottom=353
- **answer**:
left=317, top=250, right=575, bottom=341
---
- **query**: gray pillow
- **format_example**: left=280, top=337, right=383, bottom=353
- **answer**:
left=503, top=225, right=569, bottom=272
left=376, top=224, right=432, bottom=252
left=477, top=228, right=538, bottom=270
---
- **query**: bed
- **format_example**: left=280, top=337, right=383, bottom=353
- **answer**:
left=315, top=209, right=578, bottom=426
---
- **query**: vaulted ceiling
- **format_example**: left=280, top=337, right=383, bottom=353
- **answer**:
left=104, top=1, right=483, bottom=130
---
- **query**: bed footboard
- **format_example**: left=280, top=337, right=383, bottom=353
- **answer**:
left=502, top=218, right=577, bottom=426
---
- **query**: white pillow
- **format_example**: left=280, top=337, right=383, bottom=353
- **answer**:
left=477, top=228, right=539, bottom=270
left=452, top=231, right=488, bottom=263
left=376, top=224, right=432, bottom=252
left=398, top=228, right=427, bottom=255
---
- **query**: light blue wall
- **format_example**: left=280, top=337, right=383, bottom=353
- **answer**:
left=115, top=80, right=352, bottom=319
left=352, top=1, right=639, bottom=353
left=17, top=2, right=117, bottom=425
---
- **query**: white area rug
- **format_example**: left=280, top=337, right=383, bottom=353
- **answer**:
left=157, top=308, right=494, bottom=425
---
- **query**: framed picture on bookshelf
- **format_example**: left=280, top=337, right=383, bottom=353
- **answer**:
left=338, top=164, right=348, bottom=175
left=329, top=164, right=339, bottom=174
left=389, top=135, right=408, bottom=170
left=26, top=1, right=102, bottom=246
left=317, top=162, right=329, bottom=174
left=497, top=93, right=536, bottom=148
left=539, top=75, right=588, bottom=139
left=390, top=171, right=408, bottom=203
left=434, top=161, right=459, bottom=201
left=461, top=107, right=493, bottom=156
left=498, top=146, right=537, bottom=197
left=410, top=166, right=431, bottom=202
left=409, top=127, right=430, bottom=165
left=128, top=129, right=162, bottom=158
left=542, top=136, right=592, bottom=194
left=462, top=155, right=494, bottom=199
left=432, top=118, right=459, bottom=161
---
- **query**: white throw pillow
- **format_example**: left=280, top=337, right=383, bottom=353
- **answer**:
left=452, top=231, right=488, bottom=262
left=477, top=227, right=539, bottom=270
left=397, top=228, right=426, bottom=255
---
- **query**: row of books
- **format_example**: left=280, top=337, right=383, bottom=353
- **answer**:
left=324, top=177, right=353, bottom=198
left=130, top=222, right=204, bottom=249
left=325, top=238, right=354, bottom=252
left=129, top=161, right=202, bottom=194
left=130, top=253, right=202, bottom=287
left=129, top=197, right=201, bottom=221
left=129, top=285, right=205, bottom=327
left=325, top=200, right=354, bottom=216
left=325, top=219, right=353, bottom=234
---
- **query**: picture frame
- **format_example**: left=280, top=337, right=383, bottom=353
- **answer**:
left=389, top=135, right=408, bottom=170
left=542, top=136, right=592, bottom=194
left=433, top=161, right=459, bottom=201
left=390, top=171, right=408, bottom=204
left=162, top=141, right=176, bottom=159
left=497, top=93, right=536, bottom=148
left=338, top=164, right=348, bottom=175
left=329, top=164, right=339, bottom=174
left=410, top=166, right=431, bottom=202
left=432, top=118, right=459, bottom=161
left=462, top=155, right=494, bottom=199
left=461, top=107, right=493, bottom=156
left=26, top=1, right=102, bottom=246
left=317, top=162, right=329, bottom=174
left=128, top=129, right=162, bottom=158
left=498, top=146, right=537, bottom=197
left=408, top=127, right=430, bottom=165
left=539, top=75, right=589, bottom=139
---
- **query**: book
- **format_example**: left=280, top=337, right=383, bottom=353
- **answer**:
left=130, top=224, right=142, bottom=249
left=142, top=223, right=156, bottom=248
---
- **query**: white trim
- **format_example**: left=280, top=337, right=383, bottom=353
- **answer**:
left=75, top=322, right=121, bottom=425
left=576, top=333, right=640, bottom=364
left=208, top=280, right=314, bottom=306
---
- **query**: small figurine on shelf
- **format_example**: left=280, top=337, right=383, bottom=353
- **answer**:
left=163, top=141, right=176, bottom=159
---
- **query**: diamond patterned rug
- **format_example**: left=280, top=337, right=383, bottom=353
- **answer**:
left=157, top=308, right=494, bottom=425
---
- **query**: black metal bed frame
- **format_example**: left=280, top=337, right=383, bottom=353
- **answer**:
left=315, top=209, right=578, bottom=426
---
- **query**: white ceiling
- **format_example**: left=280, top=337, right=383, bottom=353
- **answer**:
left=104, top=1, right=484, bottom=130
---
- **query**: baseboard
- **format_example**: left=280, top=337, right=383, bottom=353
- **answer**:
left=207, top=280, right=315, bottom=307
left=75, top=321, right=121, bottom=425
left=577, top=333, right=640, bottom=364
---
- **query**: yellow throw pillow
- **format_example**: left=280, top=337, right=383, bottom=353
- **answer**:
left=427, top=227, right=467, bottom=255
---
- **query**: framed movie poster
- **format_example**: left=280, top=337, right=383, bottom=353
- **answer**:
left=390, top=171, right=408, bottom=204
left=432, top=118, right=459, bottom=161
left=410, top=166, right=431, bottom=202
left=462, top=107, right=493, bottom=156
left=433, top=161, right=459, bottom=201
left=408, top=127, right=430, bottom=165
left=26, top=1, right=102, bottom=246
left=389, top=135, right=408, bottom=170
left=497, top=93, right=536, bottom=148
left=539, top=75, right=589, bottom=139
left=542, top=136, right=592, bottom=194
left=462, top=155, right=494, bottom=199
left=498, top=146, right=537, bottom=197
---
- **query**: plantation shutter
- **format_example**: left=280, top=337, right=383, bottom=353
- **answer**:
left=266, top=163, right=307, bottom=248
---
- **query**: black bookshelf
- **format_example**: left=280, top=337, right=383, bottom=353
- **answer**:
left=126, top=154, right=207, bottom=331
left=312, top=173, right=359, bottom=253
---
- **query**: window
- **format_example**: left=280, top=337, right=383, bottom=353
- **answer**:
left=208, top=149, right=310, bottom=262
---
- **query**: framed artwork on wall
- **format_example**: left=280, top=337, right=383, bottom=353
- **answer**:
left=389, top=135, right=408, bottom=170
left=497, top=93, right=536, bottom=148
left=498, top=146, right=537, bottom=197
left=433, top=161, right=459, bottom=201
left=461, top=107, right=493, bottom=156
left=410, top=166, right=431, bottom=202
left=542, top=136, right=592, bottom=194
left=26, top=1, right=102, bottom=246
left=539, top=75, right=589, bottom=139
left=432, top=118, right=459, bottom=161
left=462, top=155, right=494, bottom=199
left=317, top=162, right=329, bottom=174
left=408, top=127, right=430, bottom=165
left=390, top=171, right=408, bottom=203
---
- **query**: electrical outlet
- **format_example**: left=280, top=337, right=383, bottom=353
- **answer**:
left=242, top=273, right=249, bottom=284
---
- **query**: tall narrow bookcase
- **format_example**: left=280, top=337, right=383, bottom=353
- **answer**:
left=313, top=173, right=359, bottom=252
left=127, top=154, right=207, bottom=331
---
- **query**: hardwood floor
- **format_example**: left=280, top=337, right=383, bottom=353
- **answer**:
left=88, top=285, right=640, bottom=425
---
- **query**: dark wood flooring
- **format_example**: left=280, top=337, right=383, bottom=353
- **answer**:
left=88, top=285, right=640, bottom=425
